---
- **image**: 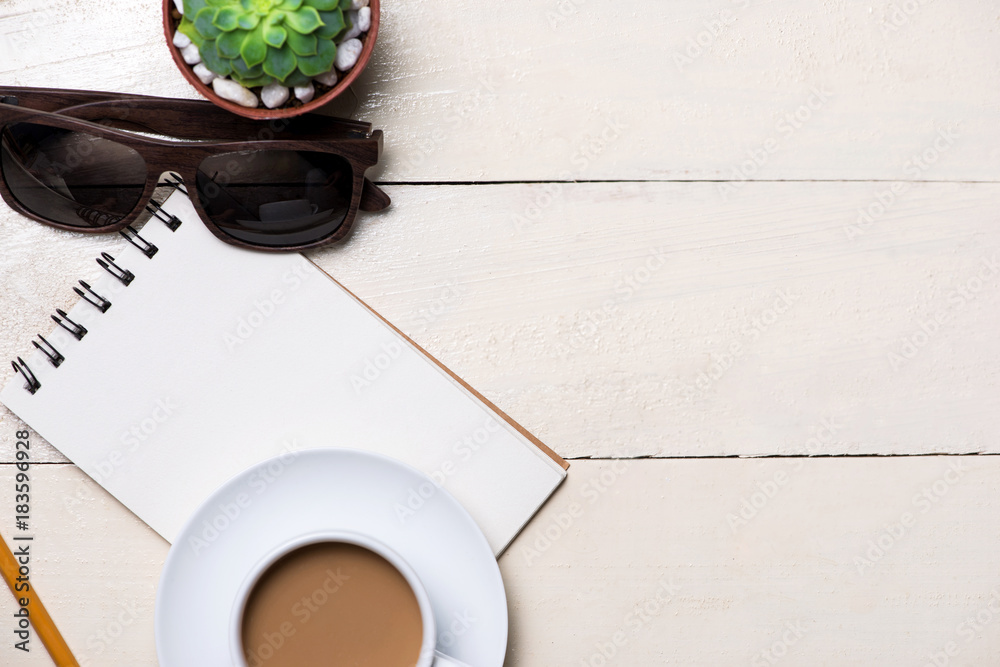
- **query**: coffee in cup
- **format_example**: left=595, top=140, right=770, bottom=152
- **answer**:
left=235, top=535, right=427, bottom=667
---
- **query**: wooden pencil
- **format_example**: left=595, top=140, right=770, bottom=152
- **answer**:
left=0, top=531, right=78, bottom=666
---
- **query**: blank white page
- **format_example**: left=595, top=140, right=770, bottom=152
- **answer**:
left=0, top=192, right=566, bottom=555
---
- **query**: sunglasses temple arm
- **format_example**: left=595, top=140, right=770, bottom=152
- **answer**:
left=0, top=87, right=130, bottom=113
left=359, top=178, right=390, bottom=212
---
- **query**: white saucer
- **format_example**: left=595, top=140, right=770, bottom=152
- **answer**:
left=155, top=449, right=508, bottom=666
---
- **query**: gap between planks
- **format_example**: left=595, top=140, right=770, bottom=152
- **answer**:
left=564, top=452, right=1000, bottom=460
left=374, top=178, right=1000, bottom=186
left=11, top=452, right=1000, bottom=467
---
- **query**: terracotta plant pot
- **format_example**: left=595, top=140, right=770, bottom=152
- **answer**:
left=163, top=0, right=379, bottom=120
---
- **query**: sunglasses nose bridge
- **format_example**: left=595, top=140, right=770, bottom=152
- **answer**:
left=147, top=150, right=202, bottom=182
left=147, top=154, right=206, bottom=196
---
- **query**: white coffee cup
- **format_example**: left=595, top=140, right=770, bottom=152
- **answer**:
left=229, top=530, right=470, bottom=667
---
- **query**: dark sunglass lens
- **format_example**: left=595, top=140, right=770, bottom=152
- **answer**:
left=1, top=122, right=147, bottom=228
left=195, top=150, right=353, bottom=248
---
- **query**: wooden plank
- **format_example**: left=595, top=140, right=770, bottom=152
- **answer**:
left=3, top=459, right=1000, bottom=665
left=1, top=0, right=998, bottom=181
left=0, top=464, right=167, bottom=666
left=504, top=457, right=1000, bottom=666
left=310, top=181, right=1000, bottom=459
left=2, top=181, right=999, bottom=461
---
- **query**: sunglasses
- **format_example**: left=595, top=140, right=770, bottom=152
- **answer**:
left=0, top=87, right=390, bottom=252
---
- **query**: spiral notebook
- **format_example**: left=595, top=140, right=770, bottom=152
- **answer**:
left=0, top=190, right=567, bottom=555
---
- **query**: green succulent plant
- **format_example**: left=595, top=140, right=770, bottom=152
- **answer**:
left=178, top=0, right=352, bottom=88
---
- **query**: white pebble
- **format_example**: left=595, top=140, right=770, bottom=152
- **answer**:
left=173, top=30, right=191, bottom=49
left=193, top=63, right=218, bottom=85
left=343, top=12, right=362, bottom=40
left=212, top=78, right=259, bottom=108
left=180, top=43, right=201, bottom=65
left=260, top=82, right=290, bottom=109
left=314, top=69, right=338, bottom=87
left=349, top=0, right=368, bottom=9
left=294, top=83, right=315, bottom=103
left=356, top=6, right=371, bottom=32
left=335, top=38, right=363, bottom=71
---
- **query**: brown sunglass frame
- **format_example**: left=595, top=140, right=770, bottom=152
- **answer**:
left=0, top=87, right=389, bottom=252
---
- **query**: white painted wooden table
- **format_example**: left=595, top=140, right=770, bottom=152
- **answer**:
left=1, top=0, right=999, bottom=664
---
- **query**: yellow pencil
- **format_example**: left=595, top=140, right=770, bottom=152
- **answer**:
left=0, top=531, right=78, bottom=666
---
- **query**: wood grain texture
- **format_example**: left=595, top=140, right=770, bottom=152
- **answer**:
left=311, top=181, right=1000, bottom=459
left=1, top=0, right=998, bottom=664
left=2, top=181, right=999, bottom=462
left=505, top=458, right=1000, bottom=666
left=0, top=464, right=167, bottom=667
left=0, top=0, right=998, bottom=181
left=3, top=460, right=1000, bottom=666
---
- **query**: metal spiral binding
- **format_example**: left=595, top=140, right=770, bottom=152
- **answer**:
left=32, top=335, right=63, bottom=367
left=12, top=247, right=142, bottom=394
left=97, top=252, right=135, bottom=286
left=120, top=225, right=158, bottom=258
left=12, top=357, right=39, bottom=395
left=163, top=172, right=189, bottom=195
left=52, top=309, right=87, bottom=340
left=73, top=280, right=111, bottom=313
left=146, top=199, right=181, bottom=231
